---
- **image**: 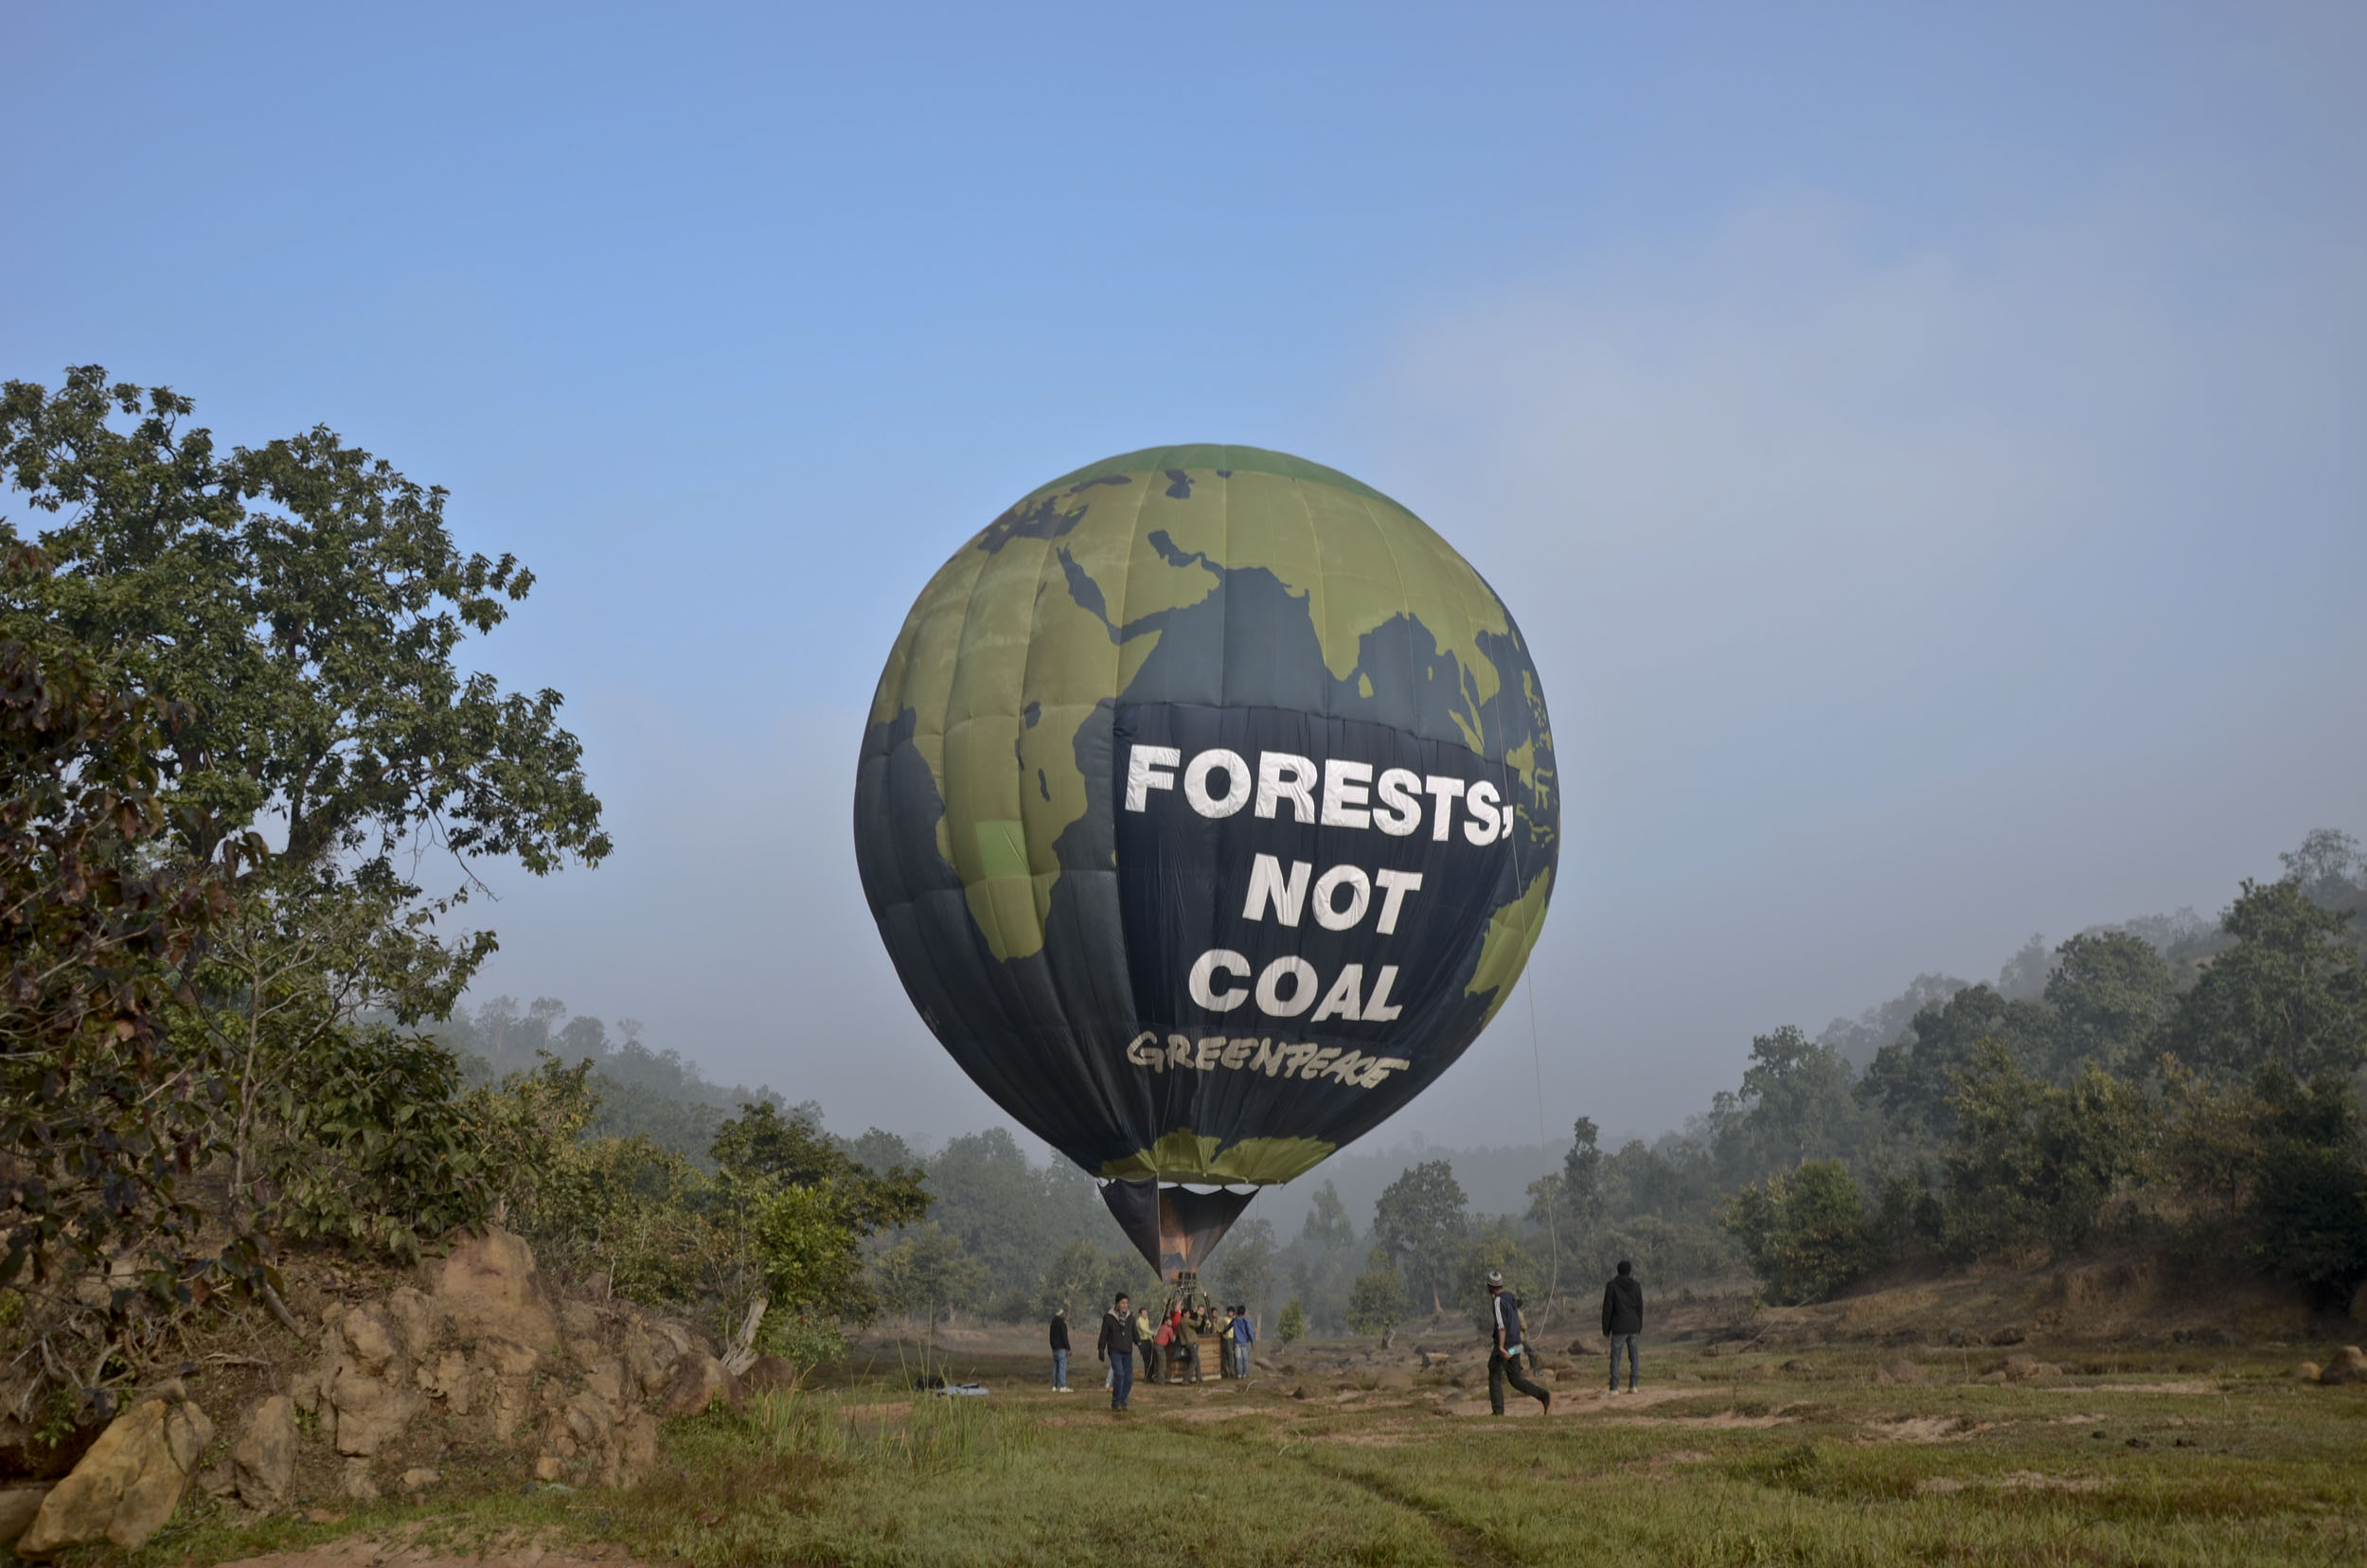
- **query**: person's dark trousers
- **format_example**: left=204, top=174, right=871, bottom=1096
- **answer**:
left=1608, top=1333, right=1639, bottom=1391
left=1144, top=1343, right=1163, bottom=1382
left=1109, top=1350, right=1133, bottom=1410
left=1489, top=1347, right=1550, bottom=1415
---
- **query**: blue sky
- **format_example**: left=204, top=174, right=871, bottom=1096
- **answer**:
left=6, top=2, right=2362, bottom=1158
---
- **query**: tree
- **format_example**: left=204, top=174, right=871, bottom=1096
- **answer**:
left=1298, top=1179, right=1357, bottom=1253
left=1344, top=1248, right=1405, bottom=1339
left=2045, top=931, right=2175, bottom=1077
left=1860, top=985, right=2056, bottom=1136
left=1276, top=1298, right=1307, bottom=1344
left=0, top=369, right=607, bottom=919
left=1372, top=1160, right=1468, bottom=1315
left=1725, top=1160, right=1874, bottom=1305
left=2170, top=879, right=2367, bottom=1079
left=1209, top=1218, right=1277, bottom=1323
left=870, top=1223, right=989, bottom=1324
left=1715, top=1025, right=1871, bottom=1180
left=0, top=565, right=255, bottom=1331
left=1939, top=1040, right=2155, bottom=1257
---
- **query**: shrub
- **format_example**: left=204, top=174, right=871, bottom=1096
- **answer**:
left=1725, top=1160, right=1873, bottom=1304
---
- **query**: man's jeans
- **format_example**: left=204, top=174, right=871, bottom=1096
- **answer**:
left=1608, top=1333, right=1640, bottom=1390
left=1109, top=1351, right=1133, bottom=1408
left=1052, top=1347, right=1068, bottom=1388
left=1489, top=1346, right=1551, bottom=1414
left=1231, top=1342, right=1250, bottom=1378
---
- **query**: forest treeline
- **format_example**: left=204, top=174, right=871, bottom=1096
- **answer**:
left=5, top=369, right=2362, bottom=1447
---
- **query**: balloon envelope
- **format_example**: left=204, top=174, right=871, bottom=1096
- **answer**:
left=854, top=446, right=1557, bottom=1268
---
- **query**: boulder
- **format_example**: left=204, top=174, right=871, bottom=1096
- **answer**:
left=20, top=1393, right=214, bottom=1554
left=400, top=1467, right=440, bottom=1494
left=230, top=1395, right=296, bottom=1509
left=657, top=1353, right=739, bottom=1417
left=386, top=1287, right=439, bottom=1362
left=340, top=1459, right=379, bottom=1502
left=340, top=1304, right=402, bottom=1377
left=330, top=1368, right=420, bottom=1456
left=417, top=1349, right=472, bottom=1415
left=740, top=1355, right=799, bottom=1394
left=2292, top=1361, right=2323, bottom=1381
left=423, top=1227, right=560, bottom=1348
left=0, top=1486, right=52, bottom=1551
left=2319, top=1345, right=2367, bottom=1385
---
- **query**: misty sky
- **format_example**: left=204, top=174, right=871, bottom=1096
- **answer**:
left=6, top=3, right=2362, bottom=1164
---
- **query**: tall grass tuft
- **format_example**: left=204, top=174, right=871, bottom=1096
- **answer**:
left=744, top=1388, right=1041, bottom=1472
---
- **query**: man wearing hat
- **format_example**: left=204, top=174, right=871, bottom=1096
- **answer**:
left=1486, top=1268, right=1552, bottom=1417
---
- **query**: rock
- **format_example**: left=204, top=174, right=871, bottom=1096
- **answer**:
left=534, top=1455, right=568, bottom=1482
left=1878, top=1361, right=1930, bottom=1386
left=1703, top=1340, right=1753, bottom=1359
left=386, top=1287, right=438, bottom=1362
left=330, top=1369, right=421, bottom=1456
left=478, top=1335, right=543, bottom=1379
left=2292, top=1361, right=2323, bottom=1381
left=340, top=1459, right=380, bottom=1502
left=0, top=1486, right=53, bottom=1550
left=418, top=1349, right=472, bottom=1415
left=1980, top=1370, right=2008, bottom=1384
left=561, top=1300, right=606, bottom=1360
left=423, top=1226, right=561, bottom=1348
left=231, top=1395, right=296, bottom=1509
left=399, top=1467, right=440, bottom=1494
left=657, top=1352, right=739, bottom=1417
left=341, top=1304, right=402, bottom=1376
left=1996, top=1354, right=2059, bottom=1381
left=1373, top=1368, right=1414, bottom=1391
left=1781, top=1359, right=1815, bottom=1375
left=582, top=1359, right=627, bottom=1407
left=1988, top=1325, right=2026, bottom=1347
left=19, top=1395, right=214, bottom=1554
left=2319, top=1345, right=2367, bottom=1385
left=740, top=1355, right=800, bottom=1394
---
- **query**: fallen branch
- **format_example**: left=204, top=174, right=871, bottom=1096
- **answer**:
left=258, top=1279, right=307, bottom=1339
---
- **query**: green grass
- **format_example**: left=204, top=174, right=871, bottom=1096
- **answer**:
left=115, top=1341, right=2367, bottom=1568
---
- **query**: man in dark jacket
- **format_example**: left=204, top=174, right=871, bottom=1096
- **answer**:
left=1096, top=1293, right=1135, bottom=1411
left=1049, top=1308, right=1072, bottom=1392
left=1486, top=1270, right=1553, bottom=1417
left=1602, top=1259, right=1644, bottom=1393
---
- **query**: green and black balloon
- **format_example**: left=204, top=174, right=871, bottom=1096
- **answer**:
left=855, top=446, right=1557, bottom=1275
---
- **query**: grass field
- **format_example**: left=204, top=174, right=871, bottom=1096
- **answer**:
left=111, top=1327, right=2367, bottom=1568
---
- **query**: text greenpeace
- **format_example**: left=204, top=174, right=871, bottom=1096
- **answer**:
left=1112, top=712, right=1520, bottom=1094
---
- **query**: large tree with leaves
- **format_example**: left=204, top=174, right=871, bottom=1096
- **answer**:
left=0, top=366, right=608, bottom=1005
left=3, top=367, right=611, bottom=1258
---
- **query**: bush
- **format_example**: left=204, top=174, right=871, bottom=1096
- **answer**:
left=1725, top=1160, right=1874, bottom=1305
left=1344, top=1248, right=1405, bottom=1336
left=1276, top=1298, right=1306, bottom=1344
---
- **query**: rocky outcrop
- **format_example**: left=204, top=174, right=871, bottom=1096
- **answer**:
left=19, top=1390, right=214, bottom=1555
left=421, top=1228, right=561, bottom=1348
left=2319, top=1345, right=2367, bottom=1385
left=22, top=1228, right=729, bottom=1552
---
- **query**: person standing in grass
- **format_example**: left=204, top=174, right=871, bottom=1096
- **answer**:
left=1486, top=1269, right=1553, bottom=1417
left=1098, top=1292, right=1135, bottom=1411
left=1602, top=1259, right=1644, bottom=1393
left=1141, top=1304, right=1166, bottom=1383
left=1230, top=1304, right=1255, bottom=1379
left=1049, top=1308, right=1072, bottom=1392
left=1176, top=1303, right=1202, bottom=1383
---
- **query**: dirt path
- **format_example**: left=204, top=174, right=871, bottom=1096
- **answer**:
left=203, top=1535, right=673, bottom=1568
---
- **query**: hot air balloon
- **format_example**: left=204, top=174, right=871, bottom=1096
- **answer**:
left=853, top=446, right=1556, bottom=1285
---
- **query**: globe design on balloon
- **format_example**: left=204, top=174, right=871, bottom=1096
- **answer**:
left=854, top=445, right=1557, bottom=1275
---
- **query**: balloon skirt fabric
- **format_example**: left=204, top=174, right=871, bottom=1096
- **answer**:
left=854, top=445, right=1557, bottom=1188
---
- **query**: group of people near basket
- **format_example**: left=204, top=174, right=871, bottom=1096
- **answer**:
left=1059, top=1260, right=1646, bottom=1416
left=1047, top=1295, right=1255, bottom=1401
